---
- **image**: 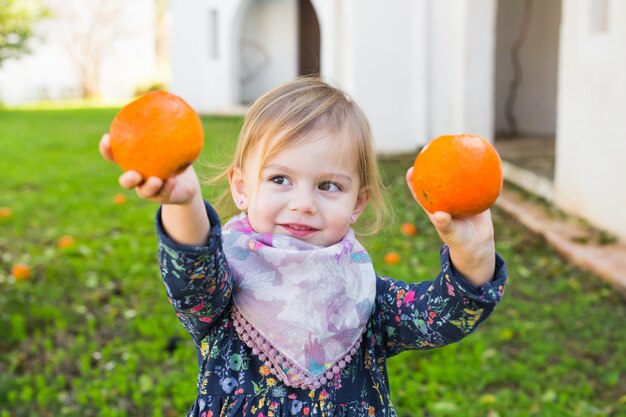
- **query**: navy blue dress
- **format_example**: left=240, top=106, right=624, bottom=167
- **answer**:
left=156, top=202, right=507, bottom=417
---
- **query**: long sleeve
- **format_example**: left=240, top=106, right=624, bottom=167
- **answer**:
left=156, top=201, right=233, bottom=347
left=377, top=245, right=507, bottom=357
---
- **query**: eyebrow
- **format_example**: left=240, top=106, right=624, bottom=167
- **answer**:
left=263, top=164, right=353, bottom=183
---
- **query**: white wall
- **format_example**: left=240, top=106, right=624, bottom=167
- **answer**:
left=494, top=0, right=560, bottom=137
left=313, top=0, right=353, bottom=91
left=239, top=0, right=298, bottom=103
left=555, top=0, right=626, bottom=240
left=169, top=0, right=298, bottom=113
left=169, top=0, right=497, bottom=154
left=322, top=0, right=426, bottom=153
left=0, top=0, right=156, bottom=104
left=169, top=0, right=234, bottom=113
left=428, top=0, right=496, bottom=142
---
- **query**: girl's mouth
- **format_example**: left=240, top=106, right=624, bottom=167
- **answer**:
left=280, top=223, right=319, bottom=237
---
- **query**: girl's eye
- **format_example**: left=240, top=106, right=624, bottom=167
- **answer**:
left=270, top=176, right=291, bottom=186
left=318, top=181, right=342, bottom=192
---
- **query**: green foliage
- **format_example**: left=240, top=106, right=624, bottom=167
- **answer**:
left=0, top=0, right=49, bottom=66
left=1, top=107, right=625, bottom=416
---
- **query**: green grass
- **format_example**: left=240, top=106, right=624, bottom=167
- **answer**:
left=1, top=107, right=625, bottom=417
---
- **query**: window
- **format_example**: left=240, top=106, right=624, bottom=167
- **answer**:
left=590, top=0, right=609, bottom=34
left=209, top=9, right=219, bottom=60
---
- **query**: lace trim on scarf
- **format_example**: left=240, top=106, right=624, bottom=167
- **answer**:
left=231, top=305, right=362, bottom=390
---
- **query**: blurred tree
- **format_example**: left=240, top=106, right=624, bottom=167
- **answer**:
left=0, top=0, right=48, bottom=67
left=50, top=0, right=138, bottom=99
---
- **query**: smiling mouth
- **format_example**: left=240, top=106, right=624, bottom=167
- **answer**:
left=280, top=223, right=319, bottom=236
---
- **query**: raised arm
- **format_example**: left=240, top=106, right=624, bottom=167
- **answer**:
left=377, top=245, right=507, bottom=357
left=405, top=166, right=496, bottom=287
left=100, top=132, right=226, bottom=344
left=157, top=201, right=233, bottom=346
left=99, top=132, right=210, bottom=245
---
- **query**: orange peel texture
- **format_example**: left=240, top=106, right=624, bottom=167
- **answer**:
left=109, top=91, right=204, bottom=179
left=412, top=134, right=503, bottom=218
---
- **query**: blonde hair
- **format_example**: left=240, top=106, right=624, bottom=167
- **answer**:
left=209, top=76, right=389, bottom=235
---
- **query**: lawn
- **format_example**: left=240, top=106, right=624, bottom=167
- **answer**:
left=0, top=107, right=625, bottom=417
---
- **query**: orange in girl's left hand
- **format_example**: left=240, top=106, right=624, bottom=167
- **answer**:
left=412, top=134, right=503, bottom=218
left=109, top=91, right=204, bottom=180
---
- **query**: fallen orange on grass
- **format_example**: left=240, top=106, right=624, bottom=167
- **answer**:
left=0, top=207, right=12, bottom=219
left=11, top=263, right=32, bottom=281
left=113, top=193, right=127, bottom=205
left=58, top=235, right=76, bottom=249
left=400, top=223, right=417, bottom=237
left=384, top=252, right=401, bottom=265
left=109, top=91, right=204, bottom=180
left=412, top=134, right=502, bottom=218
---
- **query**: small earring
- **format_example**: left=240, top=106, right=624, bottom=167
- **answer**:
left=350, top=215, right=356, bottom=224
left=237, top=199, right=244, bottom=207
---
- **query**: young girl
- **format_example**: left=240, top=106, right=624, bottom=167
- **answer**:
left=100, top=77, right=507, bottom=417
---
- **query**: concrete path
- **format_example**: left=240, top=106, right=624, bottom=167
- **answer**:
left=496, top=188, right=626, bottom=297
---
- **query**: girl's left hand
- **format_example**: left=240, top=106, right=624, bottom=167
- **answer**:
left=405, top=167, right=496, bottom=286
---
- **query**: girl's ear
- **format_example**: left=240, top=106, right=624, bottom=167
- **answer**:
left=228, top=168, right=248, bottom=210
left=351, top=188, right=370, bottom=221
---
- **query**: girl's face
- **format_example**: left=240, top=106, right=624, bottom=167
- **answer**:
left=230, top=134, right=369, bottom=247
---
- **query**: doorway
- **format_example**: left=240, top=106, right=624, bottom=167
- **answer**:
left=238, top=0, right=321, bottom=104
left=298, top=0, right=320, bottom=76
left=494, top=0, right=561, bottom=182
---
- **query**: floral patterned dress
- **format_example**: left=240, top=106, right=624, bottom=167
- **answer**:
left=157, top=202, right=507, bottom=417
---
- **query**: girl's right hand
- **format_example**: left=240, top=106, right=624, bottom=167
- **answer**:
left=99, top=133, right=201, bottom=206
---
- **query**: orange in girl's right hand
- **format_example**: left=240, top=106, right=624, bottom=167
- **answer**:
left=109, top=91, right=204, bottom=180
left=412, top=134, right=503, bottom=218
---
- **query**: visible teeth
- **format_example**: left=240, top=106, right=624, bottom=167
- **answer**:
left=290, top=225, right=310, bottom=230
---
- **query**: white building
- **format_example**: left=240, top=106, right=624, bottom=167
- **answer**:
left=1, top=0, right=625, bottom=242
left=169, top=0, right=626, bottom=241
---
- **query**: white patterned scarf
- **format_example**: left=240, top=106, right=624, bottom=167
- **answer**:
left=222, top=213, right=376, bottom=390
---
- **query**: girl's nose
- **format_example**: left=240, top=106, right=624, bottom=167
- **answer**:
left=288, top=189, right=318, bottom=214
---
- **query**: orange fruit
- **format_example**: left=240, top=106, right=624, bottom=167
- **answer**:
left=400, top=223, right=417, bottom=237
left=11, top=263, right=32, bottom=281
left=58, top=235, right=76, bottom=249
left=0, top=207, right=11, bottom=219
left=412, top=134, right=502, bottom=217
left=113, top=193, right=127, bottom=205
left=109, top=91, right=204, bottom=179
left=384, top=252, right=401, bottom=265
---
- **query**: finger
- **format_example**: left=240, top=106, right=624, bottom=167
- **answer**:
left=135, top=176, right=165, bottom=199
left=431, top=211, right=453, bottom=235
left=119, top=171, right=144, bottom=189
left=156, top=177, right=176, bottom=200
left=99, top=133, right=116, bottom=162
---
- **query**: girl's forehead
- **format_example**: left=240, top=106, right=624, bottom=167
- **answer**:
left=275, top=135, right=355, bottom=161
left=249, top=133, right=359, bottom=175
